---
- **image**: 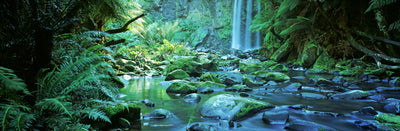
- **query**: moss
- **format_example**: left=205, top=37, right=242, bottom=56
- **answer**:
left=166, top=81, right=197, bottom=94
left=251, top=71, right=290, bottom=82
left=375, top=113, right=400, bottom=130
left=188, top=81, right=226, bottom=88
left=103, top=103, right=140, bottom=117
left=261, top=60, right=278, bottom=67
left=309, top=51, right=336, bottom=73
left=269, top=64, right=289, bottom=71
left=200, top=72, right=222, bottom=83
left=233, top=100, right=274, bottom=120
left=165, top=69, right=190, bottom=81
left=240, top=64, right=264, bottom=73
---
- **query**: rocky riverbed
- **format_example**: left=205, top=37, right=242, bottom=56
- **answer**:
left=118, top=49, right=400, bottom=131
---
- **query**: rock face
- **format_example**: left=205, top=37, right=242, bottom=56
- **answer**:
left=165, top=69, right=190, bottom=81
left=200, top=94, right=275, bottom=121
left=330, top=90, right=371, bottom=100
left=166, top=81, right=197, bottom=94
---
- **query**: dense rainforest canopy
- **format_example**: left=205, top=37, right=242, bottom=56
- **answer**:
left=1, top=0, right=400, bottom=130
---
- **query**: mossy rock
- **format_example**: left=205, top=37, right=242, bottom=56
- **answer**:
left=93, top=102, right=141, bottom=129
left=251, top=71, right=290, bottom=82
left=166, top=81, right=197, bottom=94
left=188, top=81, right=226, bottom=88
left=299, top=42, right=322, bottom=67
left=261, top=60, right=278, bottom=67
left=165, top=69, right=190, bottom=81
left=200, top=94, right=275, bottom=121
left=269, top=64, right=289, bottom=71
left=271, top=39, right=292, bottom=62
left=375, top=113, right=400, bottom=130
left=242, top=75, right=264, bottom=87
left=200, top=72, right=222, bottom=83
left=164, top=56, right=203, bottom=77
left=240, top=64, right=264, bottom=73
left=330, top=90, right=371, bottom=100
left=308, top=51, right=336, bottom=74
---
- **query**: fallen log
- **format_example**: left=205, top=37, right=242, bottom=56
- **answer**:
left=105, top=13, right=146, bottom=34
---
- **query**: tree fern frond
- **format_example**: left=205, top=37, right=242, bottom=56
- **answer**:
left=120, top=117, right=130, bottom=125
left=35, top=96, right=72, bottom=117
left=0, top=66, right=30, bottom=95
left=79, top=108, right=111, bottom=123
left=388, top=20, right=400, bottom=31
left=365, top=0, right=400, bottom=12
left=15, top=112, right=35, bottom=131
left=276, top=0, right=301, bottom=18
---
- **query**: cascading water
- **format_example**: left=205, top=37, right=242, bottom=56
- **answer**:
left=231, top=0, right=261, bottom=51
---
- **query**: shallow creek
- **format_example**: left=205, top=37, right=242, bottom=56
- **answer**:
left=119, top=71, right=392, bottom=131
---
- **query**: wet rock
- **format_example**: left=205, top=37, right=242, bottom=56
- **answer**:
left=383, top=102, right=400, bottom=114
left=251, top=71, right=290, bottom=82
left=347, top=84, right=362, bottom=90
left=140, top=99, right=155, bottom=107
left=221, top=74, right=242, bottom=86
left=199, top=88, right=214, bottom=94
left=332, top=76, right=346, bottom=84
left=264, top=81, right=278, bottom=86
left=200, top=94, right=274, bottom=121
left=261, top=60, right=278, bottom=67
left=144, top=109, right=176, bottom=119
left=186, top=122, right=221, bottom=131
left=243, top=75, right=264, bottom=88
left=197, top=54, right=219, bottom=71
left=262, top=111, right=289, bottom=124
left=269, top=64, right=289, bottom=71
left=239, top=93, right=249, bottom=97
left=389, top=77, right=400, bottom=86
left=307, top=77, right=333, bottom=86
left=307, top=51, right=336, bottom=74
left=285, top=119, right=336, bottom=131
left=374, top=113, right=400, bottom=130
left=367, top=94, right=386, bottom=102
left=300, top=92, right=326, bottom=99
left=289, top=104, right=308, bottom=110
left=271, top=40, right=292, bottom=62
left=165, top=69, right=190, bottom=81
left=384, top=98, right=400, bottom=104
left=166, top=81, right=197, bottom=94
left=330, top=90, right=371, bottom=100
left=354, top=120, right=378, bottom=131
left=363, top=75, right=381, bottom=83
left=239, top=59, right=262, bottom=73
left=183, top=93, right=201, bottom=103
left=312, top=111, right=343, bottom=117
left=358, top=106, right=378, bottom=116
left=376, top=86, right=400, bottom=93
left=200, top=72, right=222, bottom=83
left=283, top=83, right=302, bottom=92
left=299, top=43, right=322, bottom=67
left=225, top=85, right=252, bottom=92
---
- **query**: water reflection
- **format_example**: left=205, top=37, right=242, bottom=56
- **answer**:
left=120, top=77, right=172, bottom=101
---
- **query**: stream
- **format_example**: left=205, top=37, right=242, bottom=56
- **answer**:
left=119, top=70, right=395, bottom=131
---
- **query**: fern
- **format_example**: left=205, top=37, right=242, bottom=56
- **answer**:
left=35, top=96, right=72, bottom=117
left=388, top=20, right=400, bottom=31
left=0, top=101, right=34, bottom=131
left=0, top=66, right=30, bottom=95
left=365, top=0, right=400, bottom=12
left=79, top=108, right=111, bottom=123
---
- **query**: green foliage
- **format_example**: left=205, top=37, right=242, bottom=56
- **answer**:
left=0, top=67, right=30, bottom=96
left=0, top=101, right=35, bottom=131
left=365, top=0, right=400, bottom=13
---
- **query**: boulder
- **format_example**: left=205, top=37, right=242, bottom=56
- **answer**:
left=285, top=119, right=336, bottom=131
left=283, top=83, right=302, bottom=92
left=166, top=81, right=197, bottom=94
left=374, top=113, right=400, bottom=130
left=357, top=106, right=378, bottom=116
left=330, top=90, right=371, bottom=100
left=307, top=51, right=335, bottom=74
left=389, top=77, right=400, bottom=86
left=164, top=56, right=202, bottom=77
left=271, top=40, right=292, bottom=62
left=200, top=94, right=274, bottom=121
left=251, top=71, right=290, bottom=82
left=225, top=84, right=252, bottom=92
left=242, top=75, right=264, bottom=88
left=261, top=60, right=278, bottom=67
left=239, top=59, right=263, bottom=73
left=143, top=109, right=176, bottom=119
left=197, top=54, right=219, bottom=71
left=376, top=87, right=400, bottom=93
left=269, top=64, right=289, bottom=71
left=262, top=111, right=289, bottom=124
left=165, top=69, right=190, bottom=81
left=200, top=72, right=222, bottom=83
left=383, top=102, right=399, bottom=114
left=300, top=93, right=326, bottom=99
left=183, top=93, right=201, bottom=104
left=299, top=43, right=322, bottom=67
left=332, top=76, right=346, bottom=84
left=186, top=122, right=222, bottom=131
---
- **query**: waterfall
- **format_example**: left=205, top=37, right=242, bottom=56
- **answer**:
left=231, top=0, right=260, bottom=51
left=231, top=0, right=242, bottom=49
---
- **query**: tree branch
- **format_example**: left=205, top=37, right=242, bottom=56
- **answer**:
left=105, top=13, right=146, bottom=34
left=355, top=31, right=400, bottom=47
